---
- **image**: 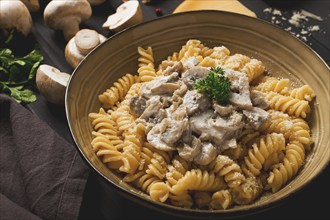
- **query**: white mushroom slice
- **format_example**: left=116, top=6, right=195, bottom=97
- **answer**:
left=0, top=0, right=32, bottom=36
left=129, top=95, right=147, bottom=117
left=147, top=118, right=182, bottom=151
left=140, top=73, right=180, bottom=98
left=87, top=0, right=106, bottom=6
left=243, top=107, right=269, bottom=129
left=229, top=92, right=253, bottom=109
left=219, top=139, right=238, bottom=152
left=65, top=29, right=106, bottom=68
left=194, top=142, right=217, bottom=165
left=211, top=111, right=244, bottom=131
left=139, top=96, right=164, bottom=120
left=102, top=0, right=143, bottom=32
left=224, top=69, right=253, bottom=109
left=250, top=90, right=270, bottom=109
left=213, top=103, right=235, bottom=117
left=36, top=65, right=70, bottom=104
left=178, top=137, right=202, bottom=162
left=44, top=0, right=92, bottom=41
left=163, top=61, right=184, bottom=76
left=182, top=66, right=209, bottom=88
left=21, top=0, right=40, bottom=12
left=160, top=118, right=189, bottom=146
left=183, top=90, right=210, bottom=116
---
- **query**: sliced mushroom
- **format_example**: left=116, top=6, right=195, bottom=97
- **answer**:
left=182, top=66, right=209, bottom=88
left=0, top=0, right=32, bottom=36
left=213, top=102, right=235, bottom=117
left=194, top=142, right=217, bottom=165
left=243, top=107, right=269, bottom=130
left=140, top=73, right=180, bottom=98
left=147, top=118, right=187, bottom=151
left=162, top=61, right=184, bottom=76
left=44, top=0, right=92, bottom=41
left=183, top=90, right=210, bottom=116
left=21, top=0, right=40, bottom=12
left=36, top=64, right=70, bottom=104
left=250, top=90, right=269, bottom=109
left=224, top=69, right=253, bottom=109
left=103, top=0, right=143, bottom=32
left=139, top=96, right=164, bottom=120
left=129, top=95, right=147, bottom=117
left=178, top=136, right=202, bottom=162
left=229, top=92, right=252, bottom=109
left=160, top=118, right=189, bottom=146
left=211, top=111, right=244, bottom=131
left=65, top=29, right=106, bottom=68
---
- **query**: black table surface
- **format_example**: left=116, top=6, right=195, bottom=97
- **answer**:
left=8, top=0, right=329, bottom=219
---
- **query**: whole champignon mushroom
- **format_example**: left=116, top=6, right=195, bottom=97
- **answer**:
left=36, top=64, right=71, bottom=104
left=21, top=0, right=40, bottom=12
left=44, top=0, right=92, bottom=41
left=103, top=0, right=143, bottom=32
left=65, top=29, right=107, bottom=68
left=87, top=0, right=106, bottom=6
left=0, top=0, right=32, bottom=36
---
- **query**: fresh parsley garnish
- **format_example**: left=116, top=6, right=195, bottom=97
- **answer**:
left=0, top=48, right=44, bottom=103
left=194, top=67, right=231, bottom=105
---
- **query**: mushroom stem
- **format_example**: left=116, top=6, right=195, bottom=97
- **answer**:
left=62, top=19, right=81, bottom=41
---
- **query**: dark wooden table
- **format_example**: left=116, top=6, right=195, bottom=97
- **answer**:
left=11, top=0, right=329, bottom=219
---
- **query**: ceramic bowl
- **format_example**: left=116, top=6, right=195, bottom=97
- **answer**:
left=65, top=11, right=329, bottom=219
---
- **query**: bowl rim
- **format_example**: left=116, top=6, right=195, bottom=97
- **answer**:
left=65, top=10, right=330, bottom=218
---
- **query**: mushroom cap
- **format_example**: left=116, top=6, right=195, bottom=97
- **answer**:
left=36, top=64, right=71, bottom=104
left=21, top=0, right=40, bottom=12
left=102, top=0, right=143, bottom=32
left=87, top=0, right=106, bottom=6
left=65, top=29, right=107, bottom=68
left=0, top=0, right=32, bottom=36
left=44, top=0, right=92, bottom=36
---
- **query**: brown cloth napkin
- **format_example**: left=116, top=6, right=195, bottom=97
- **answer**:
left=0, top=94, right=89, bottom=220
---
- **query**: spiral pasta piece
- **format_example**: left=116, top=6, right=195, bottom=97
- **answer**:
left=98, top=73, right=137, bottom=108
left=289, top=117, right=312, bottom=148
left=149, top=182, right=170, bottom=203
left=210, top=155, right=245, bottom=188
left=137, top=46, right=154, bottom=68
left=259, top=110, right=293, bottom=139
left=223, top=53, right=250, bottom=71
left=138, top=63, right=157, bottom=82
left=243, top=133, right=286, bottom=177
left=254, top=76, right=290, bottom=95
left=171, top=169, right=226, bottom=194
left=241, top=59, right=265, bottom=82
left=263, top=151, right=285, bottom=171
left=210, top=46, right=230, bottom=64
left=267, top=141, right=305, bottom=192
left=210, top=189, right=233, bottom=210
left=91, top=135, right=123, bottom=169
left=120, top=134, right=142, bottom=174
left=89, top=108, right=124, bottom=150
left=198, top=56, right=217, bottom=67
left=290, top=85, right=315, bottom=101
left=264, top=91, right=311, bottom=118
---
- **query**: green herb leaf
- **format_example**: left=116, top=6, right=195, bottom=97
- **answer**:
left=0, top=47, right=43, bottom=104
left=194, top=67, right=231, bottom=105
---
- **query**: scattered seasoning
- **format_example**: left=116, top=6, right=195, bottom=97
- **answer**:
left=263, top=8, right=325, bottom=44
left=155, top=8, right=163, bottom=16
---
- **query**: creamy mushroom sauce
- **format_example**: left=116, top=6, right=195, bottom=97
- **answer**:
left=130, top=58, right=269, bottom=165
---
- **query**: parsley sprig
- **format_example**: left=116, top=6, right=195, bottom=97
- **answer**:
left=194, top=67, right=231, bottom=105
left=0, top=48, right=44, bottom=103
